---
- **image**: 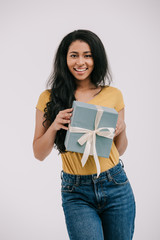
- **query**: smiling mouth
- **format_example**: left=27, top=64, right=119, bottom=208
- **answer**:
left=73, top=68, right=88, bottom=72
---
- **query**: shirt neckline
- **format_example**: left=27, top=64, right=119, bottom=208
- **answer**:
left=85, top=85, right=107, bottom=103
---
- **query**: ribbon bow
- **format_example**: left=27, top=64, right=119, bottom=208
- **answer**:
left=68, top=105, right=115, bottom=177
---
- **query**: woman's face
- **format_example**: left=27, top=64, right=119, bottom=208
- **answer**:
left=66, top=40, right=94, bottom=82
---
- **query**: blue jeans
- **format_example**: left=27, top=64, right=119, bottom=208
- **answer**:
left=61, top=160, right=136, bottom=240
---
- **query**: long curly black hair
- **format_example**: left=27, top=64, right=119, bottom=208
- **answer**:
left=43, top=29, right=112, bottom=154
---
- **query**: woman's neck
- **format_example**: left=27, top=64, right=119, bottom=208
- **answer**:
left=75, top=81, right=97, bottom=91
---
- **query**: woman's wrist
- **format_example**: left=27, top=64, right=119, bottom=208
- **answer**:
left=50, top=122, right=58, bottom=132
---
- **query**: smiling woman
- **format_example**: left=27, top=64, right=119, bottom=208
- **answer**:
left=67, top=40, right=94, bottom=82
left=33, top=29, right=136, bottom=240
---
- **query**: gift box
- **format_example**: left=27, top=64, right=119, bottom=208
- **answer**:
left=64, top=101, right=118, bottom=176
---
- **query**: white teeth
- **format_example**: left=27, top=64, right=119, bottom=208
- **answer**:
left=75, top=68, right=87, bottom=72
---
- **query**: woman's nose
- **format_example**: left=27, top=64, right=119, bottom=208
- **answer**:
left=76, top=57, right=85, bottom=66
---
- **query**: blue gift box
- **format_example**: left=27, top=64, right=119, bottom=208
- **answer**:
left=64, top=101, right=118, bottom=158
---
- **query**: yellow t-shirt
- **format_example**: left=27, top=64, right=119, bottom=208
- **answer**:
left=36, top=86, right=125, bottom=175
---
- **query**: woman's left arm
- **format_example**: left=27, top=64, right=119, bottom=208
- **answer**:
left=114, top=108, right=128, bottom=156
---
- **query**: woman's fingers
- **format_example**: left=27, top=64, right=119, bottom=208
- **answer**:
left=61, top=108, right=73, bottom=114
left=59, top=108, right=73, bottom=118
left=53, top=108, right=73, bottom=131
left=114, top=121, right=126, bottom=137
left=59, top=108, right=73, bottom=120
left=64, top=112, right=72, bottom=119
left=61, top=118, right=71, bottom=124
left=60, top=125, right=69, bottom=131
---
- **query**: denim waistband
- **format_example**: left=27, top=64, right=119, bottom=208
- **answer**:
left=61, top=159, right=124, bottom=184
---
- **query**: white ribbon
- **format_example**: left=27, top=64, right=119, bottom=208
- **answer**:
left=68, top=105, right=115, bottom=177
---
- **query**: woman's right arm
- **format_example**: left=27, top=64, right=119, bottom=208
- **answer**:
left=32, top=108, right=73, bottom=161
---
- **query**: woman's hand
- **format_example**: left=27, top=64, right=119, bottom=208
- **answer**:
left=114, top=118, right=126, bottom=138
left=113, top=108, right=128, bottom=156
left=51, top=108, right=73, bottom=131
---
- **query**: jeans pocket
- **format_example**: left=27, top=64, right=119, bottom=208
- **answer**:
left=111, top=168, right=129, bottom=185
left=61, top=181, right=75, bottom=193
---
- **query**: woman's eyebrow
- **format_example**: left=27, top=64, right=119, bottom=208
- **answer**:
left=69, top=51, right=92, bottom=54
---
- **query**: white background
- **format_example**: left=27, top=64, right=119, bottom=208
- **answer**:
left=0, top=0, right=160, bottom=239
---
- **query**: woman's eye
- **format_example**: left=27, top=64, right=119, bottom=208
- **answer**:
left=85, top=55, right=92, bottom=58
left=70, top=54, right=92, bottom=58
left=70, top=54, right=77, bottom=58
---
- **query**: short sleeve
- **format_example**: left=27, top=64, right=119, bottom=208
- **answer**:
left=36, top=90, right=51, bottom=112
left=114, top=89, right=125, bottom=112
